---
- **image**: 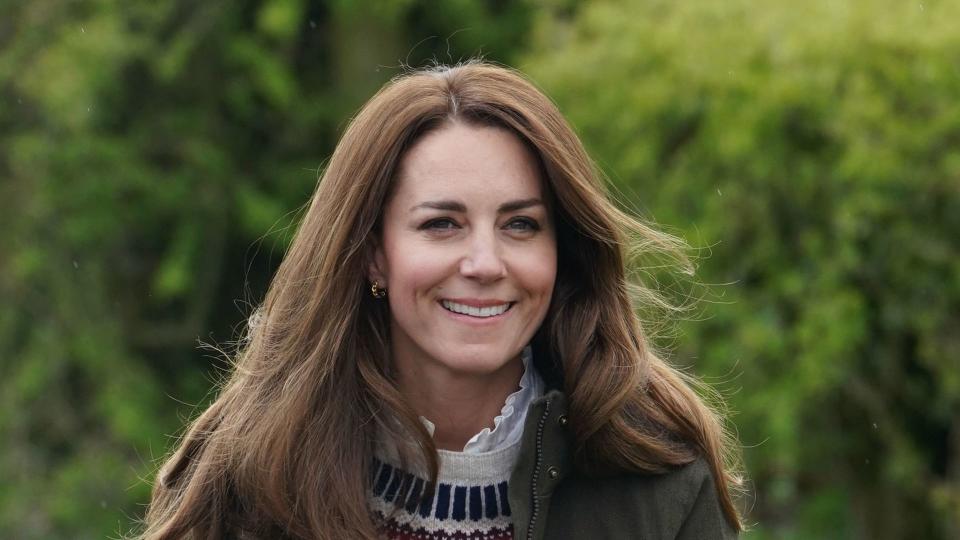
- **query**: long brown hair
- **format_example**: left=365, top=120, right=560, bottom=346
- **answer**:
left=142, top=60, right=744, bottom=539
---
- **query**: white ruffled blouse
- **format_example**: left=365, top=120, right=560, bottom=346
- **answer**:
left=418, top=345, right=544, bottom=454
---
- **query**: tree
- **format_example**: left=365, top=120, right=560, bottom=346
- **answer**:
left=0, top=1, right=534, bottom=537
left=524, top=1, right=960, bottom=538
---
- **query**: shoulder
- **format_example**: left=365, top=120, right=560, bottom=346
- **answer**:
left=556, top=456, right=715, bottom=514
left=640, top=455, right=717, bottom=508
left=546, top=457, right=737, bottom=539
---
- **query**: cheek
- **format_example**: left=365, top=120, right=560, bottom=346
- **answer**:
left=510, top=242, right=558, bottom=298
left=385, top=244, right=455, bottom=299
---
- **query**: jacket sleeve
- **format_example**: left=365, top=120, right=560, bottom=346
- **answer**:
left=674, top=458, right=739, bottom=539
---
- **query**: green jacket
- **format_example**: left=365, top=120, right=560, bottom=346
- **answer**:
left=508, top=389, right=738, bottom=540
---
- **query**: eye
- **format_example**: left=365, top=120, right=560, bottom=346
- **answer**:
left=419, top=217, right=460, bottom=231
left=504, top=217, right=541, bottom=232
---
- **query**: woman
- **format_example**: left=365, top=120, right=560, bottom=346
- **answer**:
left=144, top=61, right=744, bottom=539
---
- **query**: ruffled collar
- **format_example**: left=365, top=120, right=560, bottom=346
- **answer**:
left=419, top=345, right=544, bottom=454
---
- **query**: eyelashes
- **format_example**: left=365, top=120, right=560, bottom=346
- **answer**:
left=505, top=217, right=541, bottom=231
left=418, top=217, right=541, bottom=232
left=420, top=217, right=458, bottom=230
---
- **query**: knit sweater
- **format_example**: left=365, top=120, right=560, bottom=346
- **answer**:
left=370, top=442, right=519, bottom=539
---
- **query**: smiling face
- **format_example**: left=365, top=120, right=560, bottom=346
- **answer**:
left=370, top=121, right=557, bottom=379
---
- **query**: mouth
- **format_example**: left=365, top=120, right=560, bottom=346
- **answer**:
left=439, top=299, right=514, bottom=318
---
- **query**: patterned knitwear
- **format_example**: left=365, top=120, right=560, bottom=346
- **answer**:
left=370, top=442, right=520, bottom=540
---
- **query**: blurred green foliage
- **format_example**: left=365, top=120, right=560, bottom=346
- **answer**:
left=1, top=1, right=533, bottom=538
left=523, top=1, right=960, bottom=538
left=1, top=0, right=956, bottom=538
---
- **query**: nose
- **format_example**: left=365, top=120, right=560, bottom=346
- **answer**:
left=459, top=229, right=506, bottom=282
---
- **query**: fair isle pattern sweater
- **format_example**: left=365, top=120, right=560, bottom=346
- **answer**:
left=370, top=441, right=520, bottom=540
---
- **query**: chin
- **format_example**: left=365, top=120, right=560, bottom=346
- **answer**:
left=435, top=345, right=519, bottom=376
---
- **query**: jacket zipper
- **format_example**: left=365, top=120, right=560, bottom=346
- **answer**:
left=526, top=400, right=551, bottom=540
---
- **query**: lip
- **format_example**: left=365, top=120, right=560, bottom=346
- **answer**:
left=440, top=297, right=512, bottom=307
left=438, top=298, right=515, bottom=323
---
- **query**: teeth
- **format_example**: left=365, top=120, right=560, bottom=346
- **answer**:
left=441, top=300, right=511, bottom=318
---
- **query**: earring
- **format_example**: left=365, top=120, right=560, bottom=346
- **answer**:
left=370, top=280, right=386, bottom=299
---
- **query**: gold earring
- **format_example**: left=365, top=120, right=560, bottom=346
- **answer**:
left=370, top=280, right=386, bottom=299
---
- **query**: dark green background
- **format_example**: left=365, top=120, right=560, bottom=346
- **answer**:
left=2, top=1, right=957, bottom=538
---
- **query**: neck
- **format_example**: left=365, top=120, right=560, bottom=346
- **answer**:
left=394, top=352, right=524, bottom=452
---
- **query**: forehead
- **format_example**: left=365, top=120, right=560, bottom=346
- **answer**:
left=390, top=122, right=544, bottom=205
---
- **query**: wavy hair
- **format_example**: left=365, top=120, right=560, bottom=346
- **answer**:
left=142, top=61, right=744, bottom=539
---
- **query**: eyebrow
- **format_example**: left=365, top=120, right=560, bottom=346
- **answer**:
left=410, top=198, right=544, bottom=214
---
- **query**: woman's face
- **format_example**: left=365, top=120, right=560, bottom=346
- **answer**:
left=371, top=121, right=557, bottom=378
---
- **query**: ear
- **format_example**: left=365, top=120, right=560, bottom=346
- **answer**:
left=366, top=237, right=388, bottom=287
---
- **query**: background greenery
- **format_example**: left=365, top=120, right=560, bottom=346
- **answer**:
left=1, top=1, right=956, bottom=538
